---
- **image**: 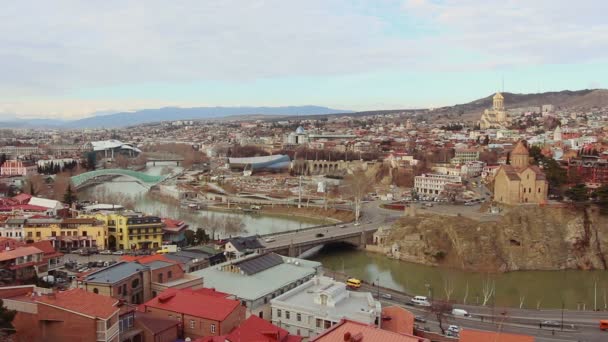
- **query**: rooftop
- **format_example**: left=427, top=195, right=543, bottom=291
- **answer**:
left=311, top=319, right=425, bottom=342
left=225, top=315, right=302, bottom=342
left=271, top=276, right=379, bottom=324
left=36, top=288, right=119, bottom=320
left=460, top=329, right=535, bottom=342
left=84, top=261, right=149, bottom=284
left=191, top=253, right=320, bottom=301
left=143, top=288, right=240, bottom=321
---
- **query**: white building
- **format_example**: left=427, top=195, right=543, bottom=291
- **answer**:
left=191, top=253, right=322, bottom=319
left=461, top=161, right=485, bottom=178
left=414, top=173, right=462, bottom=199
left=0, top=160, right=37, bottom=176
left=270, top=276, right=381, bottom=339
left=451, top=149, right=479, bottom=164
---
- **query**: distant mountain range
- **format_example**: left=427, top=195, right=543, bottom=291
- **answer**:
left=0, top=106, right=351, bottom=129
left=2, top=89, right=607, bottom=129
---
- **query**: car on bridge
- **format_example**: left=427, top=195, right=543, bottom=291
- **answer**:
left=264, top=237, right=276, bottom=243
left=315, top=233, right=325, bottom=238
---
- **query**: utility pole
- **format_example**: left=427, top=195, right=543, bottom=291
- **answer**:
left=561, top=301, right=564, bottom=331
left=595, top=280, right=598, bottom=311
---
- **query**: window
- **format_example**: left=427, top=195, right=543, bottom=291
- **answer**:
left=189, top=320, right=195, bottom=329
left=168, top=271, right=172, bottom=279
left=36, top=232, right=41, bottom=237
left=51, top=231, right=56, bottom=237
left=316, top=319, right=322, bottom=328
left=277, top=309, right=282, bottom=318
left=297, top=313, right=301, bottom=322
left=118, top=285, right=122, bottom=295
left=132, top=278, right=140, bottom=288
left=259, top=311, right=263, bottom=319
left=27, top=232, right=32, bottom=237
left=538, top=188, right=541, bottom=193
left=93, top=288, right=99, bottom=294
left=122, top=284, right=127, bottom=294
left=82, top=231, right=87, bottom=236
left=158, top=273, right=163, bottom=282
left=286, top=311, right=290, bottom=319
left=210, top=324, right=216, bottom=333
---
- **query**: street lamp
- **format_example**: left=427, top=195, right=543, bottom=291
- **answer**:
left=376, top=277, right=380, bottom=299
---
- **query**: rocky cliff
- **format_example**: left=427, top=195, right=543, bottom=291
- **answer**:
left=385, top=206, right=608, bottom=272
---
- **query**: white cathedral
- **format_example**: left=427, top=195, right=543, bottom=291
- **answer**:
left=479, top=92, right=511, bottom=129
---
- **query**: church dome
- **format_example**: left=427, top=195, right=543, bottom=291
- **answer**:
left=295, top=126, right=305, bottom=134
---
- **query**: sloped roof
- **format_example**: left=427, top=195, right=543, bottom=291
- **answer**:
left=0, top=246, right=43, bottom=262
left=460, top=329, right=534, bottom=342
left=227, top=236, right=264, bottom=252
left=511, top=140, right=529, bottom=156
left=311, top=319, right=423, bottom=342
left=36, top=289, right=119, bottom=319
left=135, top=312, right=179, bottom=334
left=143, top=288, right=240, bottom=321
left=225, top=315, right=300, bottom=342
left=234, top=253, right=283, bottom=275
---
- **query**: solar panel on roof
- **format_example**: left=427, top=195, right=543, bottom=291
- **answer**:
left=236, top=253, right=284, bottom=275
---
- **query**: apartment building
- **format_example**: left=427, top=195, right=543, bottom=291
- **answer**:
left=270, top=276, right=381, bottom=339
left=24, top=217, right=108, bottom=250
left=192, top=253, right=321, bottom=319
left=414, top=173, right=462, bottom=199
left=142, top=287, right=245, bottom=340
left=0, top=160, right=37, bottom=176
left=0, top=286, right=120, bottom=342
left=88, top=212, right=163, bottom=250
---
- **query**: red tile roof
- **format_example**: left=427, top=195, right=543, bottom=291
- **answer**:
left=143, top=288, right=241, bottom=321
left=311, top=319, right=425, bottom=342
left=36, top=289, right=119, bottom=319
left=28, top=240, right=63, bottom=258
left=0, top=246, right=43, bottom=262
left=381, top=306, right=415, bottom=335
left=460, top=329, right=535, bottom=342
left=225, top=315, right=301, bottom=342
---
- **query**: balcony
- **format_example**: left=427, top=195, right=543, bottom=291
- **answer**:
left=96, top=321, right=119, bottom=341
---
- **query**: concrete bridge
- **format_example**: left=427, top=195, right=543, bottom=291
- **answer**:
left=71, top=169, right=167, bottom=189
left=143, top=152, right=185, bottom=166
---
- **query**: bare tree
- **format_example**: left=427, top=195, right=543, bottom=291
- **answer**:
left=443, top=276, right=455, bottom=302
left=430, top=300, right=453, bottom=335
left=519, top=290, right=527, bottom=309
left=481, top=276, right=496, bottom=306
left=23, top=174, right=46, bottom=196
left=341, top=169, right=373, bottom=222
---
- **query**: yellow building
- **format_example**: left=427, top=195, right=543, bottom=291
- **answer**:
left=479, top=92, right=511, bottom=129
left=88, top=212, right=164, bottom=250
left=24, top=218, right=108, bottom=250
left=493, top=140, right=549, bottom=205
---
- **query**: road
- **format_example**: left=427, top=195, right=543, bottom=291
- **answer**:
left=261, top=201, right=402, bottom=251
left=339, top=274, right=607, bottom=342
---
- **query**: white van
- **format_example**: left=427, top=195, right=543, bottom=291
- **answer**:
left=452, top=308, right=469, bottom=317
left=410, top=296, right=431, bottom=306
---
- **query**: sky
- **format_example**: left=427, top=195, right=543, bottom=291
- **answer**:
left=1, top=0, right=608, bottom=120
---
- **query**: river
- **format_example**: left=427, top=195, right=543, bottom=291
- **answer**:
left=80, top=164, right=608, bottom=309
left=78, top=163, right=321, bottom=236
left=313, top=246, right=608, bottom=310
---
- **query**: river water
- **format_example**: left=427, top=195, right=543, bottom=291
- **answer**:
left=313, top=247, right=608, bottom=310
left=78, top=163, right=319, bottom=237
left=80, top=164, right=608, bottom=309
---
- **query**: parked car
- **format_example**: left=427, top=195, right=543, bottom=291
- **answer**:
left=414, top=316, right=427, bottom=323
left=315, top=233, right=325, bottom=238
left=99, top=250, right=112, bottom=255
left=447, top=325, right=460, bottom=334
left=264, top=237, right=276, bottom=243
left=381, top=293, right=392, bottom=299
left=338, top=225, right=346, bottom=228
left=112, top=251, right=125, bottom=255
left=410, top=296, right=431, bottom=307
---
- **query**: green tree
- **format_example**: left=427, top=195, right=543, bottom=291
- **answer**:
left=184, top=230, right=195, bottom=246
left=564, top=184, right=589, bottom=203
left=528, top=145, right=544, bottom=164
left=195, top=228, right=210, bottom=244
left=86, top=152, right=97, bottom=170
left=63, top=185, right=77, bottom=206
left=0, top=298, right=17, bottom=336
left=542, top=158, right=568, bottom=189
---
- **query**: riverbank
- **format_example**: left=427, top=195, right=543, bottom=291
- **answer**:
left=314, top=247, right=608, bottom=310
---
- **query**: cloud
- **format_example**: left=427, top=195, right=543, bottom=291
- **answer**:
left=1, top=1, right=607, bottom=117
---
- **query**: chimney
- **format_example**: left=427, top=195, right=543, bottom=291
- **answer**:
left=343, top=332, right=351, bottom=341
